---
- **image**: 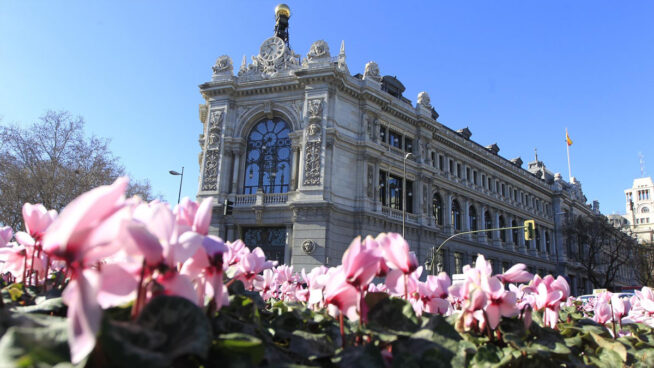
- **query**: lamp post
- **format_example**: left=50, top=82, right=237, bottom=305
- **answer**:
left=402, top=152, right=412, bottom=238
left=169, top=166, right=184, bottom=204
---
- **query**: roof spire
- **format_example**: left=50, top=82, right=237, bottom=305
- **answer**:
left=274, top=4, right=291, bottom=48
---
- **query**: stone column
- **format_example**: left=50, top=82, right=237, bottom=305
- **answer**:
left=290, top=146, right=300, bottom=190
left=444, top=192, right=453, bottom=234
left=463, top=199, right=471, bottom=240
left=493, top=210, right=500, bottom=246
left=480, top=205, right=488, bottom=244
left=231, top=149, right=241, bottom=194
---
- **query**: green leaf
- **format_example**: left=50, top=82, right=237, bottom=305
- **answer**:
left=422, top=314, right=462, bottom=341
left=213, top=332, right=265, bottom=366
left=13, top=297, right=65, bottom=315
left=364, top=292, right=389, bottom=312
left=0, top=315, right=71, bottom=368
left=590, top=332, right=627, bottom=362
left=100, top=296, right=211, bottom=368
left=367, top=297, right=419, bottom=333
left=333, top=344, right=385, bottom=368
left=289, top=330, right=335, bottom=359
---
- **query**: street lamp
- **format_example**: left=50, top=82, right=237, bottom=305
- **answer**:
left=169, top=166, right=184, bottom=204
left=402, top=152, right=412, bottom=238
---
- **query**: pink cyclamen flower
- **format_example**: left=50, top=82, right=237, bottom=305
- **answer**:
left=498, top=263, right=533, bottom=284
left=41, top=177, right=130, bottom=364
left=481, top=276, right=519, bottom=329
left=0, top=226, right=13, bottom=247
left=376, top=233, right=418, bottom=274
left=341, top=236, right=382, bottom=289
left=324, top=267, right=359, bottom=321
left=22, top=203, right=57, bottom=240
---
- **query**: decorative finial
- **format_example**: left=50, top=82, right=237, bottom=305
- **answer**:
left=340, top=40, right=345, bottom=56
left=274, top=4, right=291, bottom=47
left=534, top=148, right=538, bottom=162
left=275, top=4, right=291, bottom=18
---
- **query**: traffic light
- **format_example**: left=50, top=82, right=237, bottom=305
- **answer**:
left=223, top=198, right=234, bottom=216
left=524, top=220, right=535, bottom=240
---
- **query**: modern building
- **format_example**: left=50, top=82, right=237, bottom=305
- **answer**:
left=623, top=177, right=654, bottom=244
left=196, top=4, right=631, bottom=295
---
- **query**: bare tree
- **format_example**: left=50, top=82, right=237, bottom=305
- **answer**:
left=0, top=111, right=156, bottom=230
left=564, top=215, right=637, bottom=289
left=634, top=243, right=654, bottom=287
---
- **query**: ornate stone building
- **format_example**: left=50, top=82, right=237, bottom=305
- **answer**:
left=622, top=177, right=654, bottom=244
left=196, top=5, right=620, bottom=295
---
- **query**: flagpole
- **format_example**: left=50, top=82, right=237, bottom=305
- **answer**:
left=566, top=128, right=572, bottom=181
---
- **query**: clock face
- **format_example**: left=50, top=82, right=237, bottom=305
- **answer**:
left=260, top=37, right=286, bottom=62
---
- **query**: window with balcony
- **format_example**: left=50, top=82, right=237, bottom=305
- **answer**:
left=379, top=170, right=387, bottom=206
left=452, top=199, right=462, bottom=230
left=404, top=137, right=413, bottom=153
left=485, top=211, right=492, bottom=239
left=433, top=193, right=443, bottom=226
left=499, top=215, right=506, bottom=242
left=388, top=175, right=402, bottom=210
left=469, top=205, right=478, bottom=231
left=389, top=130, right=402, bottom=149
left=243, top=118, right=291, bottom=194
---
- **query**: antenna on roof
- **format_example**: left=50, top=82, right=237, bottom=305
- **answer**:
left=639, top=152, right=646, bottom=177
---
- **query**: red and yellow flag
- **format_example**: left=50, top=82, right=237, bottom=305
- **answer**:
left=566, top=129, right=573, bottom=146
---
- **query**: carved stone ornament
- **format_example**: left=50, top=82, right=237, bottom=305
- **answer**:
left=302, top=240, right=317, bottom=255
left=306, top=123, right=321, bottom=141
left=307, top=99, right=323, bottom=122
left=201, top=150, right=220, bottom=191
left=199, top=104, right=208, bottom=124
left=212, top=55, right=233, bottom=74
left=363, top=61, right=381, bottom=82
left=417, top=91, right=432, bottom=108
left=238, top=36, right=301, bottom=80
left=209, top=109, right=224, bottom=129
left=303, top=141, right=322, bottom=185
left=367, top=165, right=374, bottom=198
left=307, top=40, right=330, bottom=60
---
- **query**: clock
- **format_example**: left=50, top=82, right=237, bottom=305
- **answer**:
left=259, top=37, right=286, bottom=62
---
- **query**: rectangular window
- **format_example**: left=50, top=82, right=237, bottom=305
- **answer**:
left=406, top=180, right=414, bottom=213
left=431, top=152, right=435, bottom=167
left=449, top=159, right=454, bottom=174
left=456, top=163, right=461, bottom=178
left=389, top=130, right=402, bottom=149
left=501, top=183, right=506, bottom=197
left=438, top=155, right=444, bottom=171
left=379, top=126, right=387, bottom=143
left=454, top=252, right=463, bottom=274
left=404, top=137, right=413, bottom=153
left=487, top=177, right=492, bottom=191
left=379, top=170, right=387, bottom=206
left=388, top=174, right=402, bottom=210
left=473, top=171, right=478, bottom=185
left=513, top=189, right=517, bottom=200
left=466, top=167, right=471, bottom=181
left=496, top=181, right=500, bottom=193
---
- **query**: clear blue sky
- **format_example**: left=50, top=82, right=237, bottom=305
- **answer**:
left=1, top=1, right=652, bottom=214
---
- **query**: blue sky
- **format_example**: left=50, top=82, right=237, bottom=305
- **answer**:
left=1, top=1, right=652, bottom=214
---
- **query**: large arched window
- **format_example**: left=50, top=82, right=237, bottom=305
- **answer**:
left=484, top=211, right=492, bottom=239
left=642, top=207, right=650, bottom=213
left=535, top=226, right=542, bottom=251
left=243, top=118, right=291, bottom=194
left=469, top=206, right=478, bottom=231
left=511, top=219, right=518, bottom=244
left=452, top=199, right=462, bottom=231
left=433, top=193, right=443, bottom=226
left=499, top=215, right=506, bottom=242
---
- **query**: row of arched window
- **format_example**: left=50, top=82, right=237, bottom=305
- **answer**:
left=432, top=193, right=552, bottom=252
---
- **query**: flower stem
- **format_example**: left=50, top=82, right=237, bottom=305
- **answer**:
left=131, top=259, right=147, bottom=319
left=339, top=313, right=346, bottom=349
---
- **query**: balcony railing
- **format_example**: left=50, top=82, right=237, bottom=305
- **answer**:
left=381, top=206, right=419, bottom=222
left=234, top=192, right=288, bottom=206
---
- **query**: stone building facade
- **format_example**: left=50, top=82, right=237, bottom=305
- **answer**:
left=195, top=5, right=622, bottom=295
left=623, top=177, right=654, bottom=244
